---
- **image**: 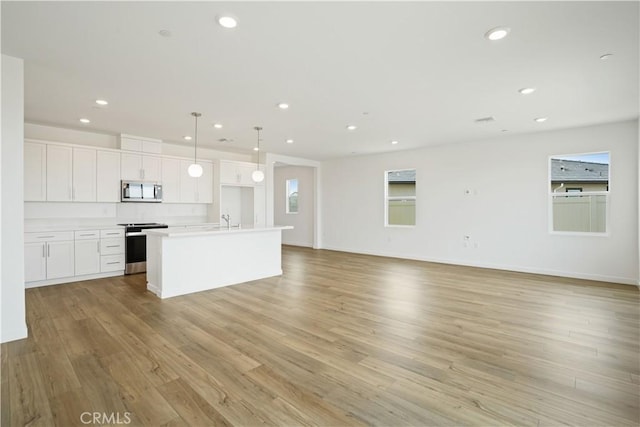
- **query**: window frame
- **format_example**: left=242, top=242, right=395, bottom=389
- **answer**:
left=285, top=178, right=299, bottom=215
left=548, top=152, right=610, bottom=236
left=384, top=168, right=416, bottom=228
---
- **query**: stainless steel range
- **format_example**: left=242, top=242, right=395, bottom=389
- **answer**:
left=118, top=223, right=168, bottom=274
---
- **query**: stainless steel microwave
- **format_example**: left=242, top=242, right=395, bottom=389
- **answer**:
left=121, top=181, right=163, bottom=203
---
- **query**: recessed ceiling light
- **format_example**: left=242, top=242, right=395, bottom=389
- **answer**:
left=213, top=123, right=223, bottom=129
left=501, top=129, right=508, bottom=132
left=391, top=140, right=399, bottom=145
left=95, top=99, right=108, bottom=106
left=218, top=16, right=237, bottom=29
left=600, top=53, right=613, bottom=60
left=346, top=125, right=357, bottom=130
left=79, top=118, right=90, bottom=124
left=253, top=147, right=259, bottom=151
left=474, top=116, right=496, bottom=124
left=534, top=117, right=548, bottom=123
left=183, top=136, right=192, bottom=140
left=286, top=139, right=294, bottom=144
left=277, top=103, right=289, bottom=110
left=519, top=87, right=536, bottom=95
left=158, top=29, right=172, bottom=37
left=484, top=27, right=510, bottom=41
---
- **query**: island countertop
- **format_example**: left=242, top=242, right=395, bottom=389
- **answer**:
left=145, top=225, right=292, bottom=238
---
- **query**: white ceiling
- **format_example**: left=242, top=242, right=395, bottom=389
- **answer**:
left=2, top=1, right=638, bottom=160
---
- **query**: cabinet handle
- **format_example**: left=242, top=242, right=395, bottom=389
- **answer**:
left=141, top=169, right=145, bottom=179
left=79, top=233, right=95, bottom=236
left=97, top=241, right=100, bottom=253
left=72, top=188, right=75, bottom=200
left=47, top=244, right=50, bottom=258
left=38, top=235, right=55, bottom=239
left=69, top=187, right=72, bottom=200
left=42, top=244, right=45, bottom=258
left=106, top=261, right=120, bottom=265
left=105, top=232, right=120, bottom=235
left=106, top=245, right=120, bottom=248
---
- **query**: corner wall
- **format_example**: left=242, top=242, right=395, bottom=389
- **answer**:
left=1, top=54, right=27, bottom=342
left=321, top=119, right=639, bottom=285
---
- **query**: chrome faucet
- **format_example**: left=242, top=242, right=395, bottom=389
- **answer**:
left=221, top=214, right=231, bottom=229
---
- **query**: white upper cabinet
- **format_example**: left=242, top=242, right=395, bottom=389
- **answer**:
left=72, top=147, right=97, bottom=201
left=161, top=157, right=181, bottom=203
left=220, top=160, right=261, bottom=186
left=46, top=144, right=73, bottom=201
left=198, top=161, right=214, bottom=203
left=121, top=153, right=161, bottom=182
left=24, top=141, right=47, bottom=201
left=96, top=150, right=121, bottom=202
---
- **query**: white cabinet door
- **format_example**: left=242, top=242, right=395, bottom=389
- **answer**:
left=120, top=137, right=142, bottom=152
left=46, top=145, right=73, bottom=201
left=198, top=162, right=214, bottom=203
left=46, top=240, right=75, bottom=279
left=161, top=158, right=181, bottom=202
left=219, top=161, right=239, bottom=184
left=238, top=163, right=257, bottom=186
left=25, top=242, right=47, bottom=282
left=24, top=142, right=47, bottom=201
left=72, top=147, right=97, bottom=201
left=74, top=239, right=100, bottom=275
left=142, top=155, right=162, bottom=182
left=96, top=151, right=121, bottom=202
left=179, top=160, right=197, bottom=202
left=121, top=153, right=143, bottom=180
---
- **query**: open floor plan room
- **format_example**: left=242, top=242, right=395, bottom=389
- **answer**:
left=2, top=247, right=638, bottom=426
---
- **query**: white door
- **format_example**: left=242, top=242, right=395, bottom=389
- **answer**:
left=161, top=158, right=181, bottom=202
left=25, top=242, right=47, bottom=282
left=46, top=240, right=75, bottom=279
left=142, top=155, right=162, bottom=182
left=198, top=162, right=214, bottom=203
left=46, top=145, right=73, bottom=201
left=97, top=150, right=121, bottom=202
left=72, top=148, right=97, bottom=201
left=121, top=153, right=143, bottom=180
left=74, top=239, right=100, bottom=275
left=24, top=142, right=47, bottom=201
left=179, top=160, right=197, bottom=202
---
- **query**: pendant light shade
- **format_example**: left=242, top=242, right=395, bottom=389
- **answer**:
left=188, top=112, right=203, bottom=178
left=252, top=126, right=265, bottom=183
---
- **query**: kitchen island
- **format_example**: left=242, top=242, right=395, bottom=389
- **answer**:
left=145, top=225, right=292, bottom=299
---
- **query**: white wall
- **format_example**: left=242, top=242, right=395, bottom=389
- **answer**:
left=321, top=119, right=639, bottom=285
left=274, top=166, right=315, bottom=247
left=1, top=55, right=27, bottom=343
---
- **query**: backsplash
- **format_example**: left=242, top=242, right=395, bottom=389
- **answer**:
left=24, top=202, right=209, bottom=227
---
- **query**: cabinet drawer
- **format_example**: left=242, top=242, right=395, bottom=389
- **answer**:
left=100, top=238, right=124, bottom=255
left=101, top=254, right=125, bottom=272
left=25, top=231, right=74, bottom=243
left=100, top=229, right=124, bottom=238
left=74, top=230, right=100, bottom=240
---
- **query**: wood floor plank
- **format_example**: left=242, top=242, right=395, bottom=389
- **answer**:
left=2, top=246, right=638, bottom=426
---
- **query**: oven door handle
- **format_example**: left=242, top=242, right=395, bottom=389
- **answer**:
left=125, top=232, right=147, bottom=237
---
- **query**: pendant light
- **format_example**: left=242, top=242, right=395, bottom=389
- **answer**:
left=252, top=126, right=265, bottom=183
left=188, top=112, right=203, bottom=178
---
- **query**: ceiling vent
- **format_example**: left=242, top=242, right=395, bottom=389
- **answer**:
left=474, top=116, right=496, bottom=124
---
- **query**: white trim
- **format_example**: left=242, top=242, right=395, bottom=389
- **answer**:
left=319, top=244, right=637, bottom=286
left=25, top=270, right=124, bottom=288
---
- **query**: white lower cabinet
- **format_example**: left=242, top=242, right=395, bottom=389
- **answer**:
left=74, top=230, right=101, bottom=276
left=25, top=227, right=125, bottom=287
left=25, top=232, right=75, bottom=282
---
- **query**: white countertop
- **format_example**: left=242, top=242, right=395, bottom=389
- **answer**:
left=145, top=225, right=293, bottom=238
left=25, top=223, right=125, bottom=233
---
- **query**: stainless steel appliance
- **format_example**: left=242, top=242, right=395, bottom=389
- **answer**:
left=121, top=181, right=163, bottom=203
left=119, top=223, right=168, bottom=274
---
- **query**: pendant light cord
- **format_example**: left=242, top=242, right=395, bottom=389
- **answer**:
left=254, top=126, right=262, bottom=170
left=191, top=112, right=201, bottom=164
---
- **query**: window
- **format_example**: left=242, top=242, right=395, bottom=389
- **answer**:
left=385, top=169, right=416, bottom=226
left=550, top=152, right=609, bottom=233
left=286, top=179, right=298, bottom=214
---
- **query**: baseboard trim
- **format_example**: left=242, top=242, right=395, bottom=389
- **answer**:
left=319, top=245, right=638, bottom=286
left=25, top=270, right=124, bottom=288
left=1, top=323, right=28, bottom=344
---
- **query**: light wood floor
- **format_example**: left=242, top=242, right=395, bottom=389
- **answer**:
left=2, top=246, right=639, bottom=426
